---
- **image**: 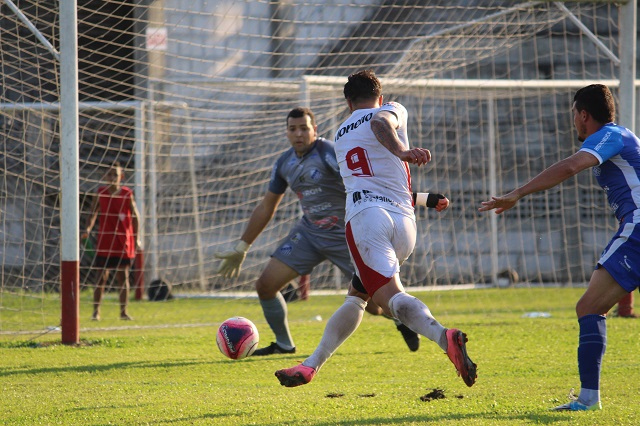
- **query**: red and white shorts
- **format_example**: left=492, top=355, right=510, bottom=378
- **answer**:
left=345, top=207, right=416, bottom=295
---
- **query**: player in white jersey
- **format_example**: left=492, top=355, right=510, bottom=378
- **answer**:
left=215, top=107, right=422, bottom=356
left=275, top=70, right=477, bottom=388
left=480, top=84, right=640, bottom=411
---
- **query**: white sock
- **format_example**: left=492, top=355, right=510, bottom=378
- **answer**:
left=388, top=292, right=447, bottom=351
left=579, top=388, right=600, bottom=406
left=303, top=296, right=366, bottom=371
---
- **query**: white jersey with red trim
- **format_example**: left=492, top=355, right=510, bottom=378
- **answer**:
left=334, top=101, right=414, bottom=222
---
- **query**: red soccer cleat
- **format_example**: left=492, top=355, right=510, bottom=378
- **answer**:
left=445, top=328, right=477, bottom=387
left=275, top=364, right=317, bottom=387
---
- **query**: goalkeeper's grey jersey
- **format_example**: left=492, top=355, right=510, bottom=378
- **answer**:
left=269, top=138, right=346, bottom=231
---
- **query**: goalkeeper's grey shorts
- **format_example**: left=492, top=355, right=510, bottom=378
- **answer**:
left=271, top=221, right=354, bottom=278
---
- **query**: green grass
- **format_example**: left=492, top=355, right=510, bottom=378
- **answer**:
left=1, top=287, right=639, bottom=425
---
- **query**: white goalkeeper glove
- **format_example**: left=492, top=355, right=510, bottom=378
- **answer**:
left=215, top=240, right=251, bottom=278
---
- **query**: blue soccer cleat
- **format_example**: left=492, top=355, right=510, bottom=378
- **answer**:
left=551, top=389, right=602, bottom=411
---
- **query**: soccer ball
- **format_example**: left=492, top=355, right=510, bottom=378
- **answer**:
left=216, top=317, right=259, bottom=360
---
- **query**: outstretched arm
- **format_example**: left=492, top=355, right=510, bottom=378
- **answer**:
left=215, top=190, right=284, bottom=278
left=479, top=151, right=598, bottom=214
left=370, top=110, right=431, bottom=166
left=239, top=191, right=284, bottom=245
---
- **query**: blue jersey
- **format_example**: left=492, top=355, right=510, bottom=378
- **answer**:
left=269, top=138, right=346, bottom=231
left=579, top=123, right=640, bottom=222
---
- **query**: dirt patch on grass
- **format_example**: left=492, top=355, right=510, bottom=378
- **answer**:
left=420, top=388, right=446, bottom=402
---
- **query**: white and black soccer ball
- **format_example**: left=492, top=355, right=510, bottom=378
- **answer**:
left=216, top=317, right=259, bottom=360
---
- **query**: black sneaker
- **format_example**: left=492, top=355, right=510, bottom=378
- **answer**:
left=252, top=342, right=296, bottom=356
left=281, top=283, right=300, bottom=303
left=397, top=323, right=420, bottom=352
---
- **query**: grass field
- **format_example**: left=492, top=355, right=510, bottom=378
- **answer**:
left=1, top=287, right=639, bottom=425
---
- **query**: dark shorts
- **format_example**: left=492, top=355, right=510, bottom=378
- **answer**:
left=95, top=256, right=133, bottom=269
left=271, top=221, right=354, bottom=277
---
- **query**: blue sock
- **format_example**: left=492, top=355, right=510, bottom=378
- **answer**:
left=577, top=314, right=606, bottom=399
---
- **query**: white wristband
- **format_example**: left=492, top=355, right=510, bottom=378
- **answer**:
left=415, top=192, right=430, bottom=207
left=235, top=240, right=251, bottom=253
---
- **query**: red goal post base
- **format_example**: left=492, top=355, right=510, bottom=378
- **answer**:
left=61, top=260, right=80, bottom=344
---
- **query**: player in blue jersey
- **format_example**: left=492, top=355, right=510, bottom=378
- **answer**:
left=215, top=107, right=420, bottom=355
left=479, top=84, right=640, bottom=411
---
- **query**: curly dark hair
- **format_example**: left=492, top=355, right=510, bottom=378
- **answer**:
left=343, top=69, right=382, bottom=103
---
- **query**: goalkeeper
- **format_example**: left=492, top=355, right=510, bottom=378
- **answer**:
left=216, top=107, right=436, bottom=355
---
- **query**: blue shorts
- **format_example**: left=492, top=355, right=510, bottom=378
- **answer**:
left=597, top=220, right=640, bottom=292
left=271, top=221, right=354, bottom=278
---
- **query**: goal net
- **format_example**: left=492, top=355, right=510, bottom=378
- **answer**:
left=0, top=0, right=634, bottom=333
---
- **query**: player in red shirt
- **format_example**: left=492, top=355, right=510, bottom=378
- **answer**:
left=85, top=162, right=141, bottom=321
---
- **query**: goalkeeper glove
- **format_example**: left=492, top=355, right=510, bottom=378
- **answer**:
left=215, top=240, right=251, bottom=278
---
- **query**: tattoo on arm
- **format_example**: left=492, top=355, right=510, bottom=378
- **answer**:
left=371, top=114, right=403, bottom=156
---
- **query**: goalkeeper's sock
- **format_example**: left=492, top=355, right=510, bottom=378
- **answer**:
left=260, top=293, right=294, bottom=349
left=388, top=292, right=447, bottom=351
left=303, top=296, right=366, bottom=371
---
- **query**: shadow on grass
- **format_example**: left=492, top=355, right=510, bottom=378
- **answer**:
left=150, top=413, right=245, bottom=424
left=0, top=358, right=208, bottom=377
left=70, top=403, right=230, bottom=424
left=258, top=412, right=575, bottom=425
left=0, top=349, right=300, bottom=378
